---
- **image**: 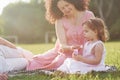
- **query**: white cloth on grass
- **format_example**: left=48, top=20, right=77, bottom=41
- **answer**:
left=0, top=45, right=34, bottom=73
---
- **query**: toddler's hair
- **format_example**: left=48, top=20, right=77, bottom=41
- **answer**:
left=83, top=18, right=109, bottom=42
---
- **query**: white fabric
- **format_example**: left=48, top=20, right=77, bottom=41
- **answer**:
left=0, top=55, right=7, bottom=73
left=57, top=41, right=108, bottom=74
left=0, top=45, right=23, bottom=58
left=0, top=45, right=34, bottom=73
left=6, top=58, right=28, bottom=72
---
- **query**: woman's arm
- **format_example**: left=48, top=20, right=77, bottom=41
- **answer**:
left=88, top=11, right=95, bottom=19
left=72, top=43, right=103, bottom=65
left=55, top=20, right=71, bottom=50
left=0, top=37, right=17, bottom=49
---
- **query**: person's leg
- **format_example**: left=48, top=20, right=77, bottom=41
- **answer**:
left=0, top=45, right=34, bottom=60
left=40, top=53, right=66, bottom=70
left=57, top=58, right=71, bottom=73
left=0, top=45, right=23, bottom=58
left=6, top=58, right=28, bottom=71
left=0, top=55, right=7, bottom=73
left=17, top=47, right=34, bottom=60
left=0, top=45, right=29, bottom=72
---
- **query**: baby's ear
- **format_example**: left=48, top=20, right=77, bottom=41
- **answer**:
left=94, top=29, right=98, bottom=34
left=95, top=30, right=99, bottom=37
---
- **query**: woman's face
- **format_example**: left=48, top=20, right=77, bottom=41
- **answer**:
left=57, top=0, right=77, bottom=17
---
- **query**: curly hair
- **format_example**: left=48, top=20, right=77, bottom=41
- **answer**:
left=45, top=0, right=89, bottom=24
left=83, top=18, right=109, bottom=42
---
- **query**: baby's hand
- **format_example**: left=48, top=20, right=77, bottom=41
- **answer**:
left=72, top=53, right=82, bottom=61
left=73, top=49, right=78, bottom=55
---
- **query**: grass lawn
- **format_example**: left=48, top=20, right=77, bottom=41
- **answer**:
left=9, top=41, right=120, bottom=80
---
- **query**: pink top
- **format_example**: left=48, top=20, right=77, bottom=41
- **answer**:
left=62, top=11, right=94, bottom=45
left=26, top=10, right=95, bottom=70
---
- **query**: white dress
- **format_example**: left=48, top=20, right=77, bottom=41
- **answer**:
left=0, top=45, right=33, bottom=73
left=57, top=41, right=109, bottom=74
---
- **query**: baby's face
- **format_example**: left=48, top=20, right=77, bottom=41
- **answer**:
left=83, top=25, right=97, bottom=41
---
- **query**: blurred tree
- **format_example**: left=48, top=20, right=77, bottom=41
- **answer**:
left=95, top=0, right=113, bottom=21
left=1, top=1, right=54, bottom=43
left=1, top=0, right=120, bottom=43
left=90, top=0, right=120, bottom=40
left=0, top=16, right=4, bottom=34
left=90, top=0, right=115, bottom=27
left=30, top=0, right=42, bottom=4
left=110, top=19, right=120, bottom=40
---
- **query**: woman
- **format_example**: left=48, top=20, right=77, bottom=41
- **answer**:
left=0, top=37, right=33, bottom=73
left=27, top=0, right=95, bottom=70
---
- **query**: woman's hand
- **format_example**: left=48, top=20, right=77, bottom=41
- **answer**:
left=0, top=37, right=17, bottom=49
left=59, top=46, right=73, bottom=57
left=59, top=47, right=72, bottom=53
left=71, top=45, right=83, bottom=50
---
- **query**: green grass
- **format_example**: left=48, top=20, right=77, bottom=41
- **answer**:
left=17, top=43, right=54, bottom=54
left=9, top=41, right=120, bottom=80
left=105, top=42, right=120, bottom=69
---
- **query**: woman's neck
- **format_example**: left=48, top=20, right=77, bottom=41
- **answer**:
left=66, top=10, right=79, bottom=19
left=66, top=11, right=85, bottom=26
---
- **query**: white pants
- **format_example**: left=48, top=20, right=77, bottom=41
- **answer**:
left=0, top=45, right=34, bottom=73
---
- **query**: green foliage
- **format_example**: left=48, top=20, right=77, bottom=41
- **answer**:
left=0, top=17, right=4, bottom=34
left=109, top=19, right=120, bottom=40
left=9, top=72, right=120, bottom=80
left=9, top=74, right=53, bottom=80
left=0, top=27, right=4, bottom=34
left=90, top=0, right=119, bottom=27
left=90, top=0, right=120, bottom=41
left=18, top=43, right=54, bottom=54
left=2, top=1, right=55, bottom=43
left=1, top=0, right=120, bottom=43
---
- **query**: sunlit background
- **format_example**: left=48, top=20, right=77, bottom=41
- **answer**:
left=0, top=0, right=54, bottom=44
left=0, top=0, right=30, bottom=15
left=0, top=0, right=119, bottom=44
